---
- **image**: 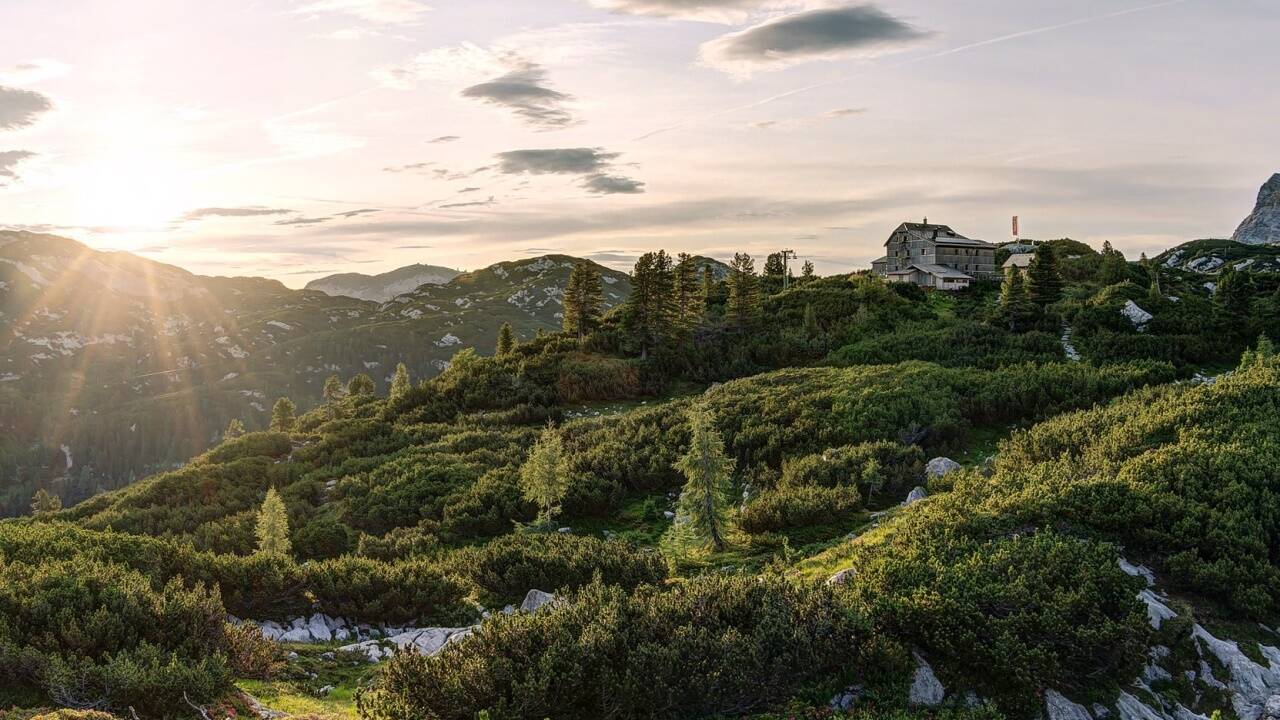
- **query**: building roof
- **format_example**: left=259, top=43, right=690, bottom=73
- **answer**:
left=887, top=222, right=995, bottom=248
left=906, top=260, right=972, bottom=278
left=1003, top=253, right=1036, bottom=268
left=871, top=256, right=888, bottom=264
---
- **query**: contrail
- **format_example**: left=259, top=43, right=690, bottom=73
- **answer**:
left=633, top=0, right=1192, bottom=142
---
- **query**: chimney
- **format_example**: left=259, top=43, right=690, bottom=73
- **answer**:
left=923, top=217, right=928, bottom=225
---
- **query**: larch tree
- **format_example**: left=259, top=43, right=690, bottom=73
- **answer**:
left=725, top=253, right=761, bottom=329
left=390, top=363, right=411, bottom=400
left=519, top=424, right=571, bottom=527
left=497, top=322, right=516, bottom=356
left=224, top=418, right=246, bottom=440
left=255, top=486, right=291, bottom=557
left=672, top=406, right=735, bottom=552
left=269, top=397, right=296, bottom=432
left=1026, top=245, right=1064, bottom=307
left=347, top=373, right=376, bottom=397
left=30, top=488, right=61, bottom=516
left=562, top=261, right=604, bottom=341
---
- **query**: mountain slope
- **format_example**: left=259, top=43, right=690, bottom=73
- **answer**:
left=1155, top=238, right=1280, bottom=274
left=0, top=232, right=632, bottom=514
left=306, top=263, right=461, bottom=302
left=1233, top=173, right=1280, bottom=245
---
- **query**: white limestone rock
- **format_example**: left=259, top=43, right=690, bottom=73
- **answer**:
left=520, top=589, right=558, bottom=613
left=826, top=568, right=857, bottom=586
left=1192, top=624, right=1280, bottom=720
left=908, top=652, right=945, bottom=706
left=1122, top=301, right=1154, bottom=330
left=1233, top=174, right=1280, bottom=245
left=1046, top=689, right=1094, bottom=720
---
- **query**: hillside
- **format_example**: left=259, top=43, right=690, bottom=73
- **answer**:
left=305, top=264, right=461, bottom=302
left=1156, top=238, right=1280, bottom=274
left=0, top=232, right=633, bottom=514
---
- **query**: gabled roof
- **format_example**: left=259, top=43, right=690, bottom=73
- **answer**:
left=1003, top=253, right=1036, bottom=268
left=871, top=256, right=889, bottom=264
left=886, top=222, right=995, bottom=248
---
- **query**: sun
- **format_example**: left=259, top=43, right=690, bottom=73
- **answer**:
left=71, top=155, right=196, bottom=230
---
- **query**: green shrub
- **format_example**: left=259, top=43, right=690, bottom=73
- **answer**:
left=0, top=557, right=230, bottom=717
left=443, top=534, right=667, bottom=603
left=739, top=486, right=863, bottom=534
left=360, top=574, right=868, bottom=720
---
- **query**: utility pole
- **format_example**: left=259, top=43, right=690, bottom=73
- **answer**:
left=781, top=249, right=797, bottom=290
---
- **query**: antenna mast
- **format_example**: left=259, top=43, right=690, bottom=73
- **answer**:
left=781, top=249, right=797, bottom=290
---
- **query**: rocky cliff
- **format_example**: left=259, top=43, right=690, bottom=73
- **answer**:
left=1233, top=174, right=1280, bottom=245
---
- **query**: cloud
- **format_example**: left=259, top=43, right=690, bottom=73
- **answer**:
left=700, top=4, right=933, bottom=76
left=582, top=174, right=646, bottom=195
left=0, top=150, right=36, bottom=184
left=295, top=0, right=431, bottom=25
left=582, top=0, right=779, bottom=23
left=397, top=244, right=433, bottom=249
left=496, top=148, right=621, bottom=175
left=0, top=86, right=54, bottom=130
left=0, top=60, right=71, bottom=85
left=275, top=217, right=330, bottom=226
left=440, top=196, right=496, bottom=209
left=461, top=63, right=577, bottom=130
left=334, top=208, right=381, bottom=218
left=459, top=187, right=482, bottom=193
left=750, top=106, right=867, bottom=130
left=383, top=161, right=434, bottom=173
left=428, top=135, right=460, bottom=143
left=181, top=206, right=295, bottom=221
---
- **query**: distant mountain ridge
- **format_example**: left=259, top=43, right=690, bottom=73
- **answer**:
left=0, top=232, right=634, bottom=513
left=306, top=263, right=461, bottom=302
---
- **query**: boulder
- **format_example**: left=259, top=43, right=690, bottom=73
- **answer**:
left=903, top=486, right=928, bottom=507
left=1233, top=173, right=1280, bottom=245
left=908, top=652, right=945, bottom=706
left=1045, top=689, right=1092, bottom=720
left=1121, top=301, right=1153, bottom=330
left=826, top=568, right=857, bottom=586
left=520, top=589, right=557, bottom=613
left=829, top=685, right=864, bottom=711
left=1264, top=695, right=1280, bottom=720
left=307, top=614, right=332, bottom=643
left=925, top=457, right=961, bottom=479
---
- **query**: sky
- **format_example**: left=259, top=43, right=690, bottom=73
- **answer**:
left=1, top=0, right=1277, bottom=286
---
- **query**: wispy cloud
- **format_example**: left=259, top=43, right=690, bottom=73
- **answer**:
left=294, top=0, right=431, bottom=25
left=440, top=196, right=496, bottom=209
left=0, top=85, right=54, bottom=130
left=496, top=148, right=621, bottom=175
left=461, top=62, right=577, bottom=130
left=275, top=216, right=330, bottom=226
left=180, top=206, right=295, bottom=221
left=0, top=60, right=70, bottom=86
left=428, top=135, right=460, bottom=144
left=582, top=174, right=646, bottom=195
left=700, top=4, right=934, bottom=77
left=750, top=107, right=866, bottom=130
left=582, top=0, right=781, bottom=23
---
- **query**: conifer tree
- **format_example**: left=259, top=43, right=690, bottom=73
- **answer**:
left=224, top=418, right=246, bottom=440
left=347, top=373, right=375, bottom=396
left=1215, top=265, right=1254, bottom=318
left=323, top=375, right=345, bottom=404
left=519, top=424, right=571, bottom=527
left=1026, top=245, right=1063, bottom=307
left=255, top=487, right=291, bottom=557
left=1098, top=241, right=1128, bottom=285
left=496, top=322, right=516, bottom=356
left=623, top=250, right=676, bottom=359
left=763, top=253, right=785, bottom=278
left=999, top=267, right=1034, bottom=332
left=674, top=253, right=701, bottom=329
left=390, top=363, right=411, bottom=400
left=803, top=303, right=819, bottom=338
left=701, top=265, right=715, bottom=307
left=801, top=260, right=815, bottom=282
left=672, top=406, right=734, bottom=552
left=725, top=253, right=761, bottom=328
left=269, top=397, right=296, bottom=432
left=562, top=262, right=604, bottom=341
left=30, top=488, right=61, bottom=516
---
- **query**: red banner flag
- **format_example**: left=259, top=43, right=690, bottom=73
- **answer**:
left=1012, top=216, right=1020, bottom=237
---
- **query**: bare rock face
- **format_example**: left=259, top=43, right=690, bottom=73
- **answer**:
left=1234, top=174, right=1280, bottom=246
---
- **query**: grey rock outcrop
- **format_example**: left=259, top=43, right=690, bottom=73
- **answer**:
left=925, top=457, right=961, bottom=479
left=908, top=652, right=945, bottom=706
left=826, top=568, right=857, bottom=586
left=903, top=486, right=928, bottom=506
left=1122, top=301, right=1153, bottom=330
left=520, top=588, right=558, bottom=613
left=1234, top=174, right=1280, bottom=246
left=1046, top=689, right=1094, bottom=720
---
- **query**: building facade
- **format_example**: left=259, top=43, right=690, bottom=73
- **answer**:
left=872, top=221, right=997, bottom=290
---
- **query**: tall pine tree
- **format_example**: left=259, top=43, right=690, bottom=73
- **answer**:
left=496, top=322, right=516, bottom=356
left=269, top=398, right=296, bottom=432
left=562, top=262, right=604, bottom=341
left=390, top=363, right=411, bottom=399
left=725, top=253, right=761, bottom=329
left=1027, top=245, right=1064, bottom=307
left=1098, top=241, right=1128, bottom=285
left=999, top=267, right=1034, bottom=332
left=624, top=250, right=677, bottom=359
left=674, top=253, right=701, bottom=329
left=224, top=418, right=246, bottom=440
